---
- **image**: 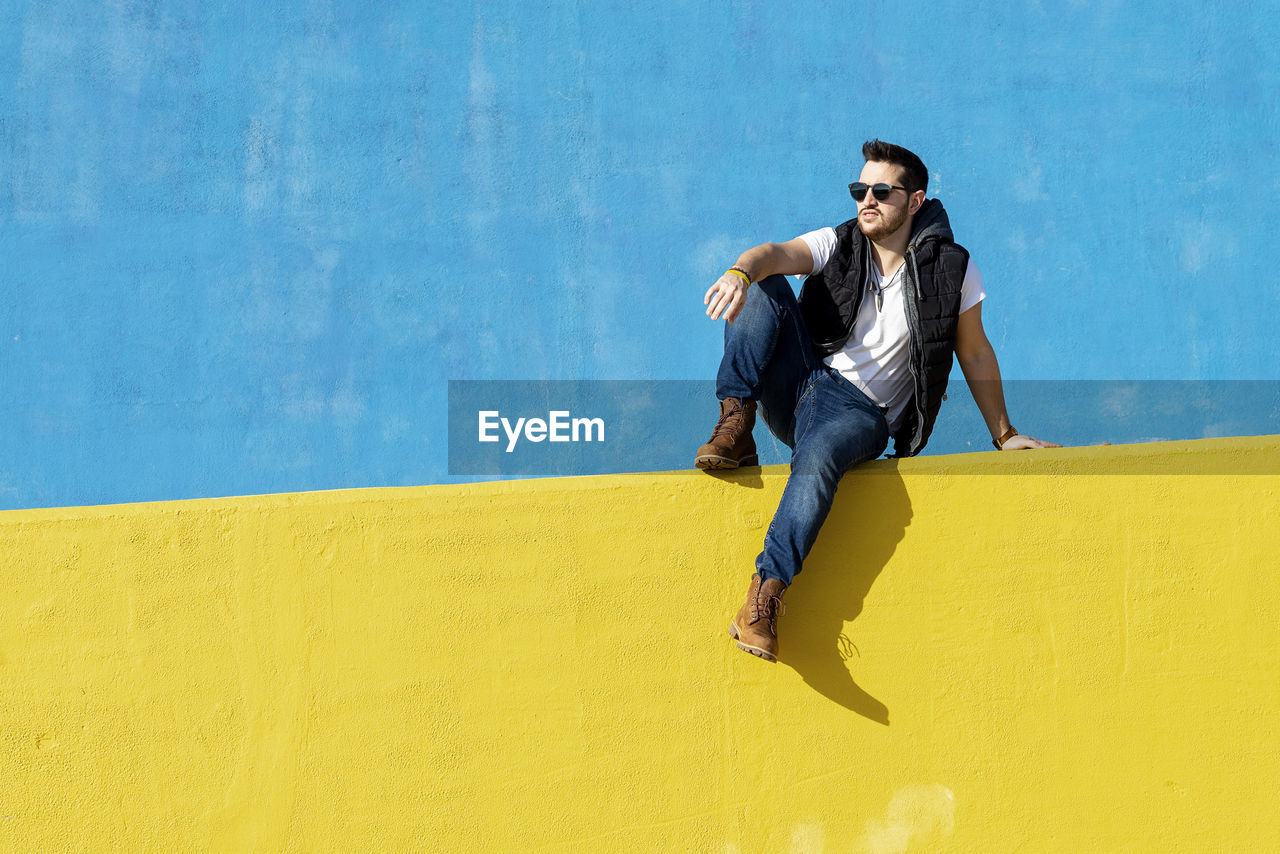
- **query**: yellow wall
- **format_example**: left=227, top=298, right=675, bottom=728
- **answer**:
left=3, top=436, right=1279, bottom=852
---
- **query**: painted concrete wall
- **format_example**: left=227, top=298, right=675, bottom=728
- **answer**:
left=3, top=436, right=1278, bottom=851
left=4, top=2, right=1280, bottom=509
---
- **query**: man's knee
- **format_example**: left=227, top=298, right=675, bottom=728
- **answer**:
left=752, top=274, right=795, bottom=304
left=790, top=439, right=853, bottom=480
left=728, top=273, right=791, bottom=328
left=791, top=417, right=888, bottom=477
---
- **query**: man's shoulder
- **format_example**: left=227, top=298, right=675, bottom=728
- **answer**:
left=934, top=241, right=970, bottom=273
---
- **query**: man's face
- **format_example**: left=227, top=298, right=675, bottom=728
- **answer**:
left=855, top=161, right=916, bottom=241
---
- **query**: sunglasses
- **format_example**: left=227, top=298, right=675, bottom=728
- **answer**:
left=848, top=182, right=908, bottom=202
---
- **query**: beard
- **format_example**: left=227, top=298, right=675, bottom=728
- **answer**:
left=857, top=204, right=908, bottom=241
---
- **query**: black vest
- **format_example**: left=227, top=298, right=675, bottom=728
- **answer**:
left=796, top=199, right=969, bottom=457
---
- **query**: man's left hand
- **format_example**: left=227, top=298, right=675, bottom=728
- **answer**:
left=1000, top=434, right=1061, bottom=450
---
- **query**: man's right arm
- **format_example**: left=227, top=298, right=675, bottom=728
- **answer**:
left=704, top=238, right=815, bottom=324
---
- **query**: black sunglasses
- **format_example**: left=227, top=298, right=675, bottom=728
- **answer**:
left=848, top=182, right=908, bottom=202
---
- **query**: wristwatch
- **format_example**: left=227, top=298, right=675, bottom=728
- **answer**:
left=993, top=426, right=1018, bottom=450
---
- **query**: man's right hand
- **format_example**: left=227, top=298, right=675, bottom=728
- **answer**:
left=703, top=239, right=815, bottom=324
left=704, top=272, right=750, bottom=324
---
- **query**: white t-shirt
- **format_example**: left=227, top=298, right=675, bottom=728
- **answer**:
left=797, top=226, right=985, bottom=434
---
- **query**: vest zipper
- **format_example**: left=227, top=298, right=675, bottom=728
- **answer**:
left=905, top=247, right=928, bottom=454
left=818, top=233, right=870, bottom=352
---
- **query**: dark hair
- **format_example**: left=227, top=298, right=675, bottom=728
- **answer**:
left=861, top=139, right=928, bottom=196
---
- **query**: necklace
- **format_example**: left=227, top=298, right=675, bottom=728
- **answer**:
left=870, top=265, right=901, bottom=312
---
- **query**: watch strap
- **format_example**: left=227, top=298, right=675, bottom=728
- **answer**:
left=994, top=426, right=1018, bottom=450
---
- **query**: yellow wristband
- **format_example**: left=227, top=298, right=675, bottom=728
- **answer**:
left=725, top=267, right=751, bottom=284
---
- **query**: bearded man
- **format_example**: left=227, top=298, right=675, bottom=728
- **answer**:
left=698, top=139, right=1059, bottom=662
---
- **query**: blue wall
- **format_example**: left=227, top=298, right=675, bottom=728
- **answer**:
left=4, top=1, right=1279, bottom=508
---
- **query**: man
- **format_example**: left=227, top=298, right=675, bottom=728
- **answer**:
left=698, top=139, right=1059, bottom=662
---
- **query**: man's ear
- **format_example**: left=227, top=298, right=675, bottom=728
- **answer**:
left=908, top=190, right=925, bottom=216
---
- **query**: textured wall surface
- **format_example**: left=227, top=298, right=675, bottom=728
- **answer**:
left=4, top=2, right=1280, bottom=509
left=3, top=436, right=1278, bottom=851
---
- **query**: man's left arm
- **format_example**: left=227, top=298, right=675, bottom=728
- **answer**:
left=953, top=302, right=1061, bottom=450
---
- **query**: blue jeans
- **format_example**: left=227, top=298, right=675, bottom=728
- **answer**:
left=716, top=275, right=890, bottom=586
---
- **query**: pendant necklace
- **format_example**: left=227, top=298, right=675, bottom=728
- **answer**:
left=872, top=265, right=902, bottom=312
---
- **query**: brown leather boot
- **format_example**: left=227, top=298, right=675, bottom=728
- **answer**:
left=728, top=573, right=786, bottom=661
left=695, top=397, right=758, bottom=470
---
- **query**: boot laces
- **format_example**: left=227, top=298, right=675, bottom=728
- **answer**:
left=749, top=591, right=786, bottom=631
left=711, top=401, right=749, bottom=441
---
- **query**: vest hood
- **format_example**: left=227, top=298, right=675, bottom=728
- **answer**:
left=908, top=198, right=954, bottom=248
